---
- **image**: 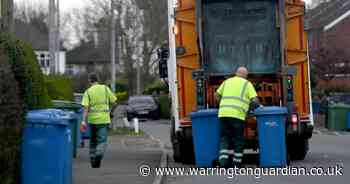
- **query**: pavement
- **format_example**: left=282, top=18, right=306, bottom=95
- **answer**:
left=73, top=134, right=164, bottom=184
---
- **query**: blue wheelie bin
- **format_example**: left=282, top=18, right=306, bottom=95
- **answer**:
left=52, top=100, right=84, bottom=157
left=190, top=109, right=221, bottom=167
left=255, top=106, right=288, bottom=167
left=22, top=109, right=73, bottom=184
left=347, top=112, right=350, bottom=131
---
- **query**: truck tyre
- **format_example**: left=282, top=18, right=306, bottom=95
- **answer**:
left=172, top=135, right=182, bottom=163
left=170, top=117, right=182, bottom=162
left=181, top=127, right=195, bottom=164
left=289, top=138, right=309, bottom=161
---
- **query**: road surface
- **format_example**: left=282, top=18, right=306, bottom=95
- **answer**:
left=141, top=120, right=350, bottom=184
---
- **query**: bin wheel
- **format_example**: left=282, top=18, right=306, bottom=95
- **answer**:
left=286, top=153, right=291, bottom=166
left=212, top=159, right=220, bottom=167
left=289, top=138, right=309, bottom=161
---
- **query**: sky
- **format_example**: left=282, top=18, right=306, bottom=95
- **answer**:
left=14, top=0, right=312, bottom=12
left=14, top=0, right=87, bottom=12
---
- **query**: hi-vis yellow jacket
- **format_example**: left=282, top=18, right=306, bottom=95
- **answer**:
left=216, top=76, right=258, bottom=121
left=82, top=84, right=117, bottom=124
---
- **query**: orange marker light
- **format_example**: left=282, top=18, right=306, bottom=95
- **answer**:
left=173, top=24, right=179, bottom=35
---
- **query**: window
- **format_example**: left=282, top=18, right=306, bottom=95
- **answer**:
left=36, top=52, right=50, bottom=68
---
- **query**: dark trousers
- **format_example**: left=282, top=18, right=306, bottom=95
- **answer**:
left=89, top=124, right=108, bottom=168
left=219, top=117, right=245, bottom=167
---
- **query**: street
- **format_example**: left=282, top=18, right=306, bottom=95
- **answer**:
left=141, top=120, right=350, bottom=184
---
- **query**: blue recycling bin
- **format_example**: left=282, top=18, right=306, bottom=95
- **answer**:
left=22, top=109, right=73, bottom=184
left=52, top=100, right=84, bottom=157
left=255, top=106, right=288, bottom=167
left=190, top=109, right=221, bottom=167
left=312, top=101, right=320, bottom=114
left=347, top=112, right=350, bottom=131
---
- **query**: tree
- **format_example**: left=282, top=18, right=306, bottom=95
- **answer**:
left=14, top=1, right=72, bottom=49
left=311, top=47, right=350, bottom=81
left=69, top=0, right=168, bottom=95
left=0, top=0, right=15, bottom=32
left=311, top=46, right=350, bottom=92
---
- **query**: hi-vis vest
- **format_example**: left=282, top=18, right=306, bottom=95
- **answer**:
left=87, top=85, right=110, bottom=113
left=82, top=84, right=117, bottom=124
left=216, top=76, right=257, bottom=121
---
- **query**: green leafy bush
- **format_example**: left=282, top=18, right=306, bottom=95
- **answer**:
left=20, top=41, right=52, bottom=109
left=45, top=75, right=74, bottom=101
left=0, top=33, right=51, bottom=110
left=155, top=95, right=171, bottom=119
left=116, top=91, right=128, bottom=103
left=143, top=80, right=169, bottom=95
left=115, top=78, right=129, bottom=93
left=0, top=52, right=24, bottom=184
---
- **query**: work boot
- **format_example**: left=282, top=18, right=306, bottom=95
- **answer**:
left=92, top=156, right=102, bottom=168
left=90, top=157, right=101, bottom=168
left=232, top=162, right=243, bottom=168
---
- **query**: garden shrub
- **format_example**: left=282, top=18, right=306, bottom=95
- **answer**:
left=0, top=33, right=51, bottom=110
left=45, top=75, right=74, bottom=101
left=155, top=95, right=171, bottom=119
left=143, top=80, right=169, bottom=95
left=0, top=52, right=24, bottom=184
left=116, top=91, right=128, bottom=103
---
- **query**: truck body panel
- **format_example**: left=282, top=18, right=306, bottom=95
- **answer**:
left=168, top=0, right=313, bottom=164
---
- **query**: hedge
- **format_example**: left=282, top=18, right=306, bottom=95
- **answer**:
left=45, top=75, right=74, bottom=101
left=20, top=41, right=52, bottom=109
left=0, top=33, right=51, bottom=110
left=144, top=80, right=169, bottom=95
left=116, top=91, right=128, bottom=103
left=155, top=95, right=171, bottom=119
left=0, top=51, right=24, bottom=184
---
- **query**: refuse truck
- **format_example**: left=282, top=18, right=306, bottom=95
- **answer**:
left=161, top=0, right=314, bottom=164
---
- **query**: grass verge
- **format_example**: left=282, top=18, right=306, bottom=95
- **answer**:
left=108, top=127, right=145, bottom=136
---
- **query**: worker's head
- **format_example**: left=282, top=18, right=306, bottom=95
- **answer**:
left=88, top=73, right=99, bottom=84
left=235, top=66, right=249, bottom=78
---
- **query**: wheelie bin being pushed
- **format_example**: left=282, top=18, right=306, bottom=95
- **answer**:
left=254, top=106, right=288, bottom=167
left=52, top=100, right=86, bottom=157
left=190, top=109, right=221, bottom=167
left=22, top=109, right=73, bottom=184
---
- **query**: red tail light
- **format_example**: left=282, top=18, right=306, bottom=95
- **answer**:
left=291, top=114, right=298, bottom=124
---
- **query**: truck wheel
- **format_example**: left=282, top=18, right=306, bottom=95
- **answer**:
left=289, top=138, right=309, bottom=161
left=172, top=136, right=182, bottom=163
left=181, top=127, right=195, bottom=165
left=170, top=117, right=182, bottom=162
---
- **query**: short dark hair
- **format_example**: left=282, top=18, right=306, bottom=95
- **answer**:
left=88, top=73, right=99, bottom=83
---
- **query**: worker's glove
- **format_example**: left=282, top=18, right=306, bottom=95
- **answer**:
left=80, top=121, right=88, bottom=132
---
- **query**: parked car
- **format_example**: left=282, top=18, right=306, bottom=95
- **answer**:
left=126, top=95, right=159, bottom=120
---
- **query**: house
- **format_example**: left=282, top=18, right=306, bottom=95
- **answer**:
left=66, top=40, right=121, bottom=76
left=306, top=0, right=350, bottom=54
left=14, top=19, right=66, bottom=74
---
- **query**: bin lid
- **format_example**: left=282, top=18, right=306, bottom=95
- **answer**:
left=329, top=103, right=350, bottom=109
left=190, top=109, right=218, bottom=119
left=52, top=100, right=83, bottom=111
left=26, top=109, right=73, bottom=126
left=254, top=106, right=288, bottom=116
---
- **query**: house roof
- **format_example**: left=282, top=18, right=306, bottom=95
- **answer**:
left=14, top=20, right=49, bottom=50
left=306, top=0, right=350, bottom=31
left=66, top=41, right=112, bottom=65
